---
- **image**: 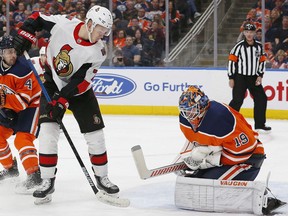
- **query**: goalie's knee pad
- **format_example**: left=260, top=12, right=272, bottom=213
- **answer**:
left=175, top=176, right=266, bottom=215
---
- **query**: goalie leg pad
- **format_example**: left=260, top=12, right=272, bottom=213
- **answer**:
left=175, top=176, right=266, bottom=215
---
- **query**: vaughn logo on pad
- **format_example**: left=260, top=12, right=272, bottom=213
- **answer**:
left=92, top=73, right=137, bottom=98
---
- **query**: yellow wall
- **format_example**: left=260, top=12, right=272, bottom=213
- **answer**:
left=96, top=105, right=288, bottom=120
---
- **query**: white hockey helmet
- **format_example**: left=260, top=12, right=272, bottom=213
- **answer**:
left=39, top=46, right=46, bottom=55
left=85, top=5, right=113, bottom=36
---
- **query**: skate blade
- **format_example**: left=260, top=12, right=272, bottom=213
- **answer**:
left=96, top=190, right=130, bottom=207
left=34, top=194, right=52, bottom=205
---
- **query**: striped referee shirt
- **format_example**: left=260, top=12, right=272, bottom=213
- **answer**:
left=227, top=39, right=266, bottom=79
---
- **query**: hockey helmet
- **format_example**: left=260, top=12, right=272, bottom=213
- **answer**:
left=244, top=22, right=256, bottom=31
left=85, top=5, right=113, bottom=36
left=179, top=85, right=210, bottom=128
left=0, top=35, right=14, bottom=51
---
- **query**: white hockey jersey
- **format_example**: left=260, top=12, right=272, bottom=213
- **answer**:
left=28, top=13, right=107, bottom=96
left=31, top=56, right=45, bottom=75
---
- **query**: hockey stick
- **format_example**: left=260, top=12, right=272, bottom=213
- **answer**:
left=131, top=145, right=188, bottom=180
left=23, top=51, right=130, bottom=207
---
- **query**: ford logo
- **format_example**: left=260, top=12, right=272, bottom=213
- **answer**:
left=92, top=73, right=137, bottom=98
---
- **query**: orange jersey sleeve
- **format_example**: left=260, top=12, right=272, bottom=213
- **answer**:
left=0, top=57, right=41, bottom=112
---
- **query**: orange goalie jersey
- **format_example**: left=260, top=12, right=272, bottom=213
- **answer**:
left=179, top=101, right=264, bottom=166
left=0, top=56, right=41, bottom=112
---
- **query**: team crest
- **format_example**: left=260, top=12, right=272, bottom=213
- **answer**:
left=255, top=50, right=261, bottom=58
left=93, top=114, right=101, bottom=125
left=53, top=44, right=74, bottom=77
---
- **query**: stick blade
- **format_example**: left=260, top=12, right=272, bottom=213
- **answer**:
left=131, top=145, right=151, bottom=180
left=131, top=145, right=142, bottom=152
left=96, top=191, right=130, bottom=207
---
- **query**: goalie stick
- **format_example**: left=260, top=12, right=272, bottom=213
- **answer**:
left=24, top=51, right=130, bottom=208
left=131, top=145, right=188, bottom=180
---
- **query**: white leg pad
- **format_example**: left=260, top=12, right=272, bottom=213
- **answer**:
left=38, top=122, right=60, bottom=154
left=175, top=176, right=266, bottom=215
left=84, top=129, right=108, bottom=176
left=84, top=129, right=106, bottom=154
left=38, top=122, right=60, bottom=179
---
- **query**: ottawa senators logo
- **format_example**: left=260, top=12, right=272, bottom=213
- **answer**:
left=53, top=44, right=74, bottom=77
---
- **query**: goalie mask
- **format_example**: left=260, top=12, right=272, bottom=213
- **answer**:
left=85, top=5, right=113, bottom=41
left=179, top=86, right=210, bottom=130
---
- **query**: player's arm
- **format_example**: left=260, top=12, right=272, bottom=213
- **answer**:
left=227, top=43, right=241, bottom=80
left=46, top=63, right=96, bottom=120
left=60, top=63, right=95, bottom=99
left=257, top=43, right=266, bottom=77
left=3, top=72, right=41, bottom=112
left=13, top=12, right=61, bottom=56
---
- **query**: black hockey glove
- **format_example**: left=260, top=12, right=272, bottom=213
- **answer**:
left=46, top=93, right=69, bottom=120
left=0, top=108, right=18, bottom=127
left=13, top=26, right=36, bottom=56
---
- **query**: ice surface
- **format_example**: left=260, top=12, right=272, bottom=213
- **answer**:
left=1, top=115, right=287, bottom=216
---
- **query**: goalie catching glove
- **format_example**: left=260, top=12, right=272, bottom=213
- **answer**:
left=46, top=93, right=69, bottom=120
left=181, top=145, right=222, bottom=170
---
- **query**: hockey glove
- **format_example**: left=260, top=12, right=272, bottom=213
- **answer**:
left=46, top=93, right=69, bottom=120
left=0, top=88, right=6, bottom=108
left=13, top=26, right=36, bottom=56
left=0, top=108, right=18, bottom=127
left=181, top=146, right=222, bottom=170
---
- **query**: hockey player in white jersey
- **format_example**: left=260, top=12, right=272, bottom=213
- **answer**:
left=13, top=5, right=119, bottom=204
left=31, top=46, right=46, bottom=83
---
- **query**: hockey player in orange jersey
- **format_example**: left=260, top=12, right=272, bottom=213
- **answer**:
left=174, top=85, right=285, bottom=215
left=0, top=35, right=42, bottom=193
left=177, top=85, right=265, bottom=180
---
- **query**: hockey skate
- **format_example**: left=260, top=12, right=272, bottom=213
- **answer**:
left=95, top=175, right=119, bottom=195
left=15, top=169, right=42, bottom=194
left=0, top=158, right=19, bottom=181
left=33, top=177, right=55, bottom=205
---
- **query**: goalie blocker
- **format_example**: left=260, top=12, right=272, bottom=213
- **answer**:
left=175, top=176, right=286, bottom=215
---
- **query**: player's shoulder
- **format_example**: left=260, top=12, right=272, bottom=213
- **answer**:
left=9, top=56, right=32, bottom=77
left=91, top=40, right=107, bottom=59
left=199, top=101, right=235, bottom=137
left=233, top=39, right=245, bottom=48
left=254, top=40, right=263, bottom=47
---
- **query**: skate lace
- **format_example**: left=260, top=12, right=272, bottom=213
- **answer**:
left=38, top=179, right=52, bottom=191
left=101, top=176, right=114, bottom=187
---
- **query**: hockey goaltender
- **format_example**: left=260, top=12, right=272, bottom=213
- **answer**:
left=173, top=85, right=286, bottom=215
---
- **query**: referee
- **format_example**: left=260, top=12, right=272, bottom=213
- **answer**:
left=227, top=22, right=271, bottom=132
